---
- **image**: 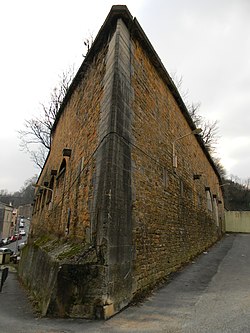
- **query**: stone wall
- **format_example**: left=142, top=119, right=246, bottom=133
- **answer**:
left=130, top=38, right=224, bottom=293
left=18, top=238, right=105, bottom=318
left=20, top=34, right=110, bottom=319
left=19, top=6, right=224, bottom=320
left=31, top=44, right=107, bottom=240
left=20, top=15, right=135, bottom=320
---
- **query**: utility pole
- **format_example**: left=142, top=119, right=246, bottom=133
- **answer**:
left=15, top=216, right=20, bottom=254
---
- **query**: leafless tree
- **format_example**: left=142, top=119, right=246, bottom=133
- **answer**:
left=188, top=103, right=219, bottom=153
left=171, top=72, right=220, bottom=154
left=19, top=67, right=75, bottom=169
left=212, top=157, right=227, bottom=179
left=19, top=33, right=94, bottom=170
left=82, top=34, right=94, bottom=58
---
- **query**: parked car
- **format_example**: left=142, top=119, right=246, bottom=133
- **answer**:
left=8, top=235, right=17, bottom=243
left=2, top=238, right=10, bottom=245
left=8, top=234, right=22, bottom=243
left=0, top=247, right=14, bottom=255
left=18, top=242, right=26, bottom=251
left=19, top=230, right=26, bottom=236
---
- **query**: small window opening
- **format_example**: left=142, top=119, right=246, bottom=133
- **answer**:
left=57, top=158, right=67, bottom=180
left=206, top=188, right=213, bottom=212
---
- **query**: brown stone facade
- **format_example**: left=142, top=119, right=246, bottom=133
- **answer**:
left=131, top=39, right=223, bottom=293
left=19, top=6, right=224, bottom=319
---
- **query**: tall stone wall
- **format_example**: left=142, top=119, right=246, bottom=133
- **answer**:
left=20, top=16, right=135, bottom=320
left=20, top=36, right=110, bottom=319
left=31, top=45, right=107, bottom=240
left=19, top=6, right=225, bottom=320
left=91, top=18, right=134, bottom=315
left=130, top=38, right=224, bottom=293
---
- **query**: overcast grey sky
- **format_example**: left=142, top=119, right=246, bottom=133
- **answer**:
left=0, top=0, right=249, bottom=192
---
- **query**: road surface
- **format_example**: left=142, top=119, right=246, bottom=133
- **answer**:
left=0, top=233, right=250, bottom=333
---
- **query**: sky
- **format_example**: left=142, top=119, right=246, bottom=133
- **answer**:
left=0, top=0, right=249, bottom=192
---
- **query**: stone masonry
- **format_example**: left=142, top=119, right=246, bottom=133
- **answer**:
left=18, top=6, right=225, bottom=319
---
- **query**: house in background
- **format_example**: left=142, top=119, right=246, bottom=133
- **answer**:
left=19, top=5, right=225, bottom=319
left=0, top=202, right=14, bottom=239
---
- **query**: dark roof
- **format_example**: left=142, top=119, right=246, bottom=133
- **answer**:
left=50, top=5, right=221, bottom=181
left=0, top=202, right=13, bottom=208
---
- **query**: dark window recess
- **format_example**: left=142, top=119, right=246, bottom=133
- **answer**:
left=65, top=208, right=71, bottom=235
left=51, top=169, right=57, bottom=176
left=57, top=159, right=67, bottom=180
left=63, top=148, right=72, bottom=157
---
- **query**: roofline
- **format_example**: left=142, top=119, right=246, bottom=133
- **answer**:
left=0, top=202, right=14, bottom=208
left=49, top=5, right=222, bottom=182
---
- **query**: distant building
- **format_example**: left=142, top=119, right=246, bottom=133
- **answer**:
left=0, top=202, right=14, bottom=239
left=19, top=6, right=225, bottom=319
left=18, top=204, right=33, bottom=219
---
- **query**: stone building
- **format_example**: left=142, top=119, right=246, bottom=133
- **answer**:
left=19, top=6, right=224, bottom=319
left=0, top=202, right=14, bottom=239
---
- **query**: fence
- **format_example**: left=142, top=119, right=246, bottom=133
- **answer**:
left=225, top=211, right=250, bottom=233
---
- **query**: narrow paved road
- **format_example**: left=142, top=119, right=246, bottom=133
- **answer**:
left=1, top=233, right=250, bottom=333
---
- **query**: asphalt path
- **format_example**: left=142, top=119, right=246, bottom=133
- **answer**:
left=0, top=233, right=250, bottom=333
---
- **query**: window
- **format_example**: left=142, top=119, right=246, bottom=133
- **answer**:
left=205, top=188, right=213, bottom=212
left=57, top=158, right=66, bottom=180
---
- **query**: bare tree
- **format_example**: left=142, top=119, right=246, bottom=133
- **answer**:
left=188, top=103, right=219, bottom=153
left=200, top=119, right=219, bottom=152
left=19, top=32, right=94, bottom=170
left=212, top=157, right=227, bottom=179
left=82, top=34, right=94, bottom=58
left=19, top=67, right=75, bottom=169
left=171, top=72, right=220, bottom=154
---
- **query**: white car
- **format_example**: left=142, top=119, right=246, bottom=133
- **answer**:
left=19, top=230, right=26, bottom=236
left=18, top=242, right=26, bottom=251
left=0, top=247, right=14, bottom=255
